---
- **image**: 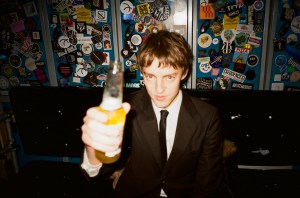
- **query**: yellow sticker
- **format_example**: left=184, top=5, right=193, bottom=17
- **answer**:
left=136, top=3, right=150, bottom=16
left=77, top=7, right=91, bottom=23
left=223, top=15, right=239, bottom=30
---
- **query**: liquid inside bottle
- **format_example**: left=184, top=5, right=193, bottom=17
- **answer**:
left=95, top=60, right=126, bottom=164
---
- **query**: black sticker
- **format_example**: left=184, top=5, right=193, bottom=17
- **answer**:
left=247, top=55, right=259, bottom=67
left=149, top=0, right=170, bottom=21
left=91, top=34, right=102, bottom=44
left=196, top=78, right=213, bottom=90
left=231, top=82, right=253, bottom=90
left=76, top=21, right=87, bottom=33
left=245, top=69, right=256, bottom=80
left=84, top=71, right=99, bottom=86
left=90, top=50, right=105, bottom=64
left=58, top=63, right=73, bottom=78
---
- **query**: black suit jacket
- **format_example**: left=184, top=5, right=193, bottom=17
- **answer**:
left=105, top=89, right=224, bottom=198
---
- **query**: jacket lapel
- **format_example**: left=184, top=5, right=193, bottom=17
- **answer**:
left=167, top=92, right=198, bottom=165
left=136, top=91, right=162, bottom=167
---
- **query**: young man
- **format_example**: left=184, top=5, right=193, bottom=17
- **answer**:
left=81, top=30, right=225, bottom=197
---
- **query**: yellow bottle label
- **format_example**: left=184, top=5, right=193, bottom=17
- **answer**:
left=95, top=106, right=126, bottom=164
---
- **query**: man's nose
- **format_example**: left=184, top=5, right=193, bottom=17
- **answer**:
left=156, top=78, right=164, bottom=93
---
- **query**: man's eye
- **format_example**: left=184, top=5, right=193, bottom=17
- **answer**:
left=166, top=76, right=174, bottom=80
left=146, top=75, right=153, bottom=80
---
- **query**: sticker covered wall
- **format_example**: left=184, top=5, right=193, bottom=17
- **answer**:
left=46, top=0, right=117, bottom=87
left=116, top=0, right=192, bottom=89
left=193, top=0, right=270, bottom=90
left=266, top=0, right=300, bottom=91
left=0, top=0, right=51, bottom=95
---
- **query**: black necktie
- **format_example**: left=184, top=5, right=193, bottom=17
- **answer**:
left=159, top=110, right=169, bottom=167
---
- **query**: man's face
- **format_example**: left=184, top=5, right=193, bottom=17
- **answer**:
left=142, top=58, right=187, bottom=108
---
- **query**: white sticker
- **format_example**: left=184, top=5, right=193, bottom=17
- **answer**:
left=25, top=57, right=37, bottom=71
left=75, top=64, right=88, bottom=77
left=198, top=33, right=212, bottom=48
left=131, top=34, right=142, bottom=46
left=58, top=36, right=71, bottom=48
left=0, top=76, right=9, bottom=89
left=291, top=16, right=300, bottom=34
left=120, top=1, right=134, bottom=14
left=222, top=68, right=246, bottom=83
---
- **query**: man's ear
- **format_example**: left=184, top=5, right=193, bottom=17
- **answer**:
left=181, top=70, right=188, bottom=81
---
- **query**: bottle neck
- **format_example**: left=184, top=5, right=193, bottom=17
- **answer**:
left=100, top=60, right=123, bottom=110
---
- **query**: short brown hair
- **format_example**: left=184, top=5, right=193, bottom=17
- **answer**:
left=137, top=30, right=193, bottom=82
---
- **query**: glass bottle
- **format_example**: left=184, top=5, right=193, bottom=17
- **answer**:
left=95, top=60, right=126, bottom=164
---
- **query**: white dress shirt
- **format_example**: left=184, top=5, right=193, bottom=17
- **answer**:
left=152, top=90, right=182, bottom=197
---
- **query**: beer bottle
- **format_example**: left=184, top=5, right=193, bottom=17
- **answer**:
left=96, top=60, right=126, bottom=164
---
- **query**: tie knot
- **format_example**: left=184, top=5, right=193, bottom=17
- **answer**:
left=160, top=110, right=169, bottom=119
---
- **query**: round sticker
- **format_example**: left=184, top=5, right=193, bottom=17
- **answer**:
left=81, top=43, right=93, bottom=55
left=0, top=76, right=9, bottom=89
left=198, top=33, right=212, bottom=48
left=102, top=24, right=111, bottom=33
left=247, top=54, right=259, bottom=67
left=287, top=34, right=298, bottom=45
left=291, top=16, right=300, bottom=34
left=25, top=57, right=37, bottom=71
left=235, top=32, right=248, bottom=47
left=125, top=60, right=133, bottom=66
left=120, top=1, right=134, bottom=14
left=131, top=34, right=142, bottom=46
left=75, top=64, right=88, bottom=77
left=141, top=14, right=153, bottom=26
left=290, top=71, right=300, bottom=82
left=253, top=0, right=264, bottom=11
left=221, top=29, right=236, bottom=43
left=213, top=38, right=219, bottom=45
left=199, top=62, right=212, bottom=73
left=2, top=64, right=13, bottom=77
left=9, top=54, right=22, bottom=68
left=275, top=55, right=287, bottom=67
left=135, top=23, right=146, bottom=33
left=210, top=21, right=223, bottom=35
left=58, top=36, right=71, bottom=49
left=9, top=76, right=19, bottom=87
